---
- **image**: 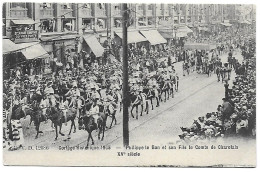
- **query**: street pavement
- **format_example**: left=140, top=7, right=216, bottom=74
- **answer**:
left=18, top=51, right=243, bottom=149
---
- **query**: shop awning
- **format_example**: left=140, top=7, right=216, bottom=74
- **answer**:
left=115, top=31, right=147, bottom=43
left=140, top=30, right=166, bottom=45
left=83, top=35, right=104, bottom=57
left=2, top=39, right=21, bottom=54
left=220, top=23, right=232, bottom=27
left=18, top=42, right=49, bottom=59
left=178, top=26, right=193, bottom=33
left=11, top=19, right=35, bottom=25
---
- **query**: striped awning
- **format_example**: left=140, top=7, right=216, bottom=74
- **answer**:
left=83, top=35, right=104, bottom=57
left=11, top=19, right=35, bottom=25
left=2, top=39, right=21, bottom=54
left=18, top=42, right=49, bottom=59
left=140, top=30, right=167, bottom=45
left=115, top=31, right=147, bottom=43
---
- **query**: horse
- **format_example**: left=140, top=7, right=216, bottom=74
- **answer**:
left=46, top=106, right=77, bottom=140
left=143, top=87, right=155, bottom=112
left=129, top=91, right=142, bottom=119
left=106, top=101, right=117, bottom=128
left=29, top=101, right=47, bottom=139
left=78, top=102, right=106, bottom=147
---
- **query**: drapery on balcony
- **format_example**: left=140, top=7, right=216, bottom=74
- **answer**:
left=95, top=9, right=106, bottom=17
left=40, top=8, right=54, bottom=18
left=10, top=6, right=28, bottom=18
left=81, top=8, right=92, bottom=17
left=146, top=10, right=153, bottom=16
left=61, top=9, right=74, bottom=18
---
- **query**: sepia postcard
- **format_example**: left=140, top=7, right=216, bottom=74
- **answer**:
left=2, top=1, right=256, bottom=167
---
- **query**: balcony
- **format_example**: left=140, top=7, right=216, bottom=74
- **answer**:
left=163, top=9, right=169, bottom=16
left=40, top=8, right=54, bottom=18
left=137, top=10, right=144, bottom=16
left=61, top=9, right=74, bottom=18
left=10, top=6, right=28, bottom=18
left=81, top=8, right=92, bottom=17
left=146, top=10, right=153, bottom=16
left=156, top=10, right=163, bottom=16
left=96, top=9, right=107, bottom=17
left=112, top=9, right=121, bottom=17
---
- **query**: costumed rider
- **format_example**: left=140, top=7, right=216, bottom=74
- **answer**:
left=65, top=81, right=80, bottom=123
left=89, top=98, right=100, bottom=129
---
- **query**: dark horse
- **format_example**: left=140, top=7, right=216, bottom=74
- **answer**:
left=78, top=102, right=108, bottom=147
left=129, top=91, right=142, bottom=119
left=29, top=101, right=47, bottom=139
left=46, top=106, right=77, bottom=140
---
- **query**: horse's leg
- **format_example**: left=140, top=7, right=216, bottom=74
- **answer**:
left=146, top=101, right=149, bottom=114
left=114, top=112, right=117, bottom=125
left=35, top=123, right=39, bottom=139
left=130, top=105, right=135, bottom=118
left=90, top=132, right=94, bottom=145
left=156, top=97, right=159, bottom=107
left=54, top=124, right=58, bottom=140
left=101, top=123, right=105, bottom=141
left=73, top=119, right=76, bottom=133
left=59, top=123, right=65, bottom=136
left=109, top=115, right=114, bottom=129
left=136, top=105, right=138, bottom=119
left=150, top=98, right=154, bottom=110
left=98, top=123, right=101, bottom=140
left=164, top=91, right=166, bottom=102
left=86, top=133, right=90, bottom=147
left=68, top=119, right=74, bottom=137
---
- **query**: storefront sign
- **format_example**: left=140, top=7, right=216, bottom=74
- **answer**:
left=13, top=30, right=39, bottom=43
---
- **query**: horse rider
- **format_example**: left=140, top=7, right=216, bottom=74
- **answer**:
left=59, top=96, right=69, bottom=125
left=39, top=95, right=50, bottom=123
left=65, top=81, right=80, bottom=108
left=88, top=98, right=100, bottom=129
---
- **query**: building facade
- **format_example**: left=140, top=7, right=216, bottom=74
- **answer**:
left=2, top=3, right=255, bottom=75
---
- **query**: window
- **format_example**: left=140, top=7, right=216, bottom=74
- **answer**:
left=62, top=3, right=71, bottom=9
left=138, top=5, right=143, bottom=11
left=10, top=3, right=26, bottom=8
left=97, top=18, right=106, bottom=29
left=40, top=3, right=52, bottom=9
left=97, top=3, right=105, bottom=9
left=114, top=18, right=122, bottom=28
left=148, top=4, right=153, bottom=10
left=148, top=17, right=153, bottom=25
left=62, top=18, right=75, bottom=32
left=114, top=4, right=121, bottom=10
left=138, top=17, right=146, bottom=26
left=82, top=19, right=93, bottom=29
left=40, top=19, right=55, bottom=33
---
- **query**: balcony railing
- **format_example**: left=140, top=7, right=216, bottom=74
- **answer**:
left=40, top=8, right=54, bottom=18
left=112, top=9, right=121, bottom=17
left=163, top=9, right=169, bottom=16
left=81, top=8, right=92, bottom=17
left=96, top=9, right=107, bottom=17
left=136, top=10, right=144, bottom=16
left=10, top=7, right=28, bottom=18
left=61, top=9, right=74, bottom=18
left=146, top=10, right=153, bottom=16
left=156, top=10, right=163, bottom=16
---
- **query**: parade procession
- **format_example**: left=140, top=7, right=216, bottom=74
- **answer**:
left=2, top=3, right=256, bottom=151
